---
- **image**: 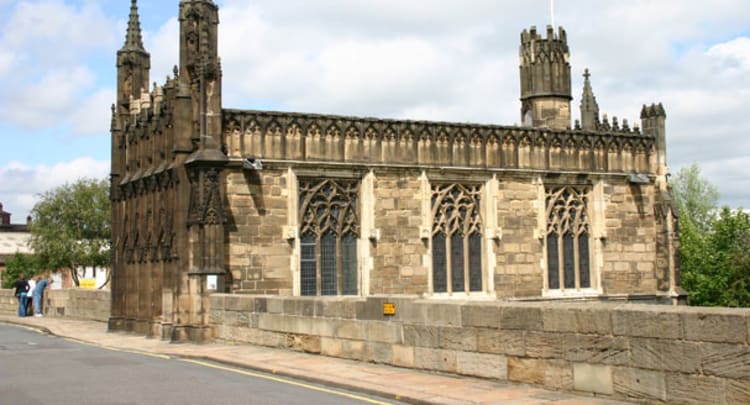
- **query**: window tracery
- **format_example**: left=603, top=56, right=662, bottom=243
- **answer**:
left=299, top=178, right=360, bottom=296
left=545, top=186, right=591, bottom=290
left=431, top=183, right=483, bottom=293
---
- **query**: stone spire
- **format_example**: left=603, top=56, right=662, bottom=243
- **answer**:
left=580, top=68, right=600, bottom=131
left=122, top=0, right=145, bottom=51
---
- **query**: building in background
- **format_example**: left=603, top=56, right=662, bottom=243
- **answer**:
left=110, top=0, right=683, bottom=342
left=0, top=202, right=32, bottom=276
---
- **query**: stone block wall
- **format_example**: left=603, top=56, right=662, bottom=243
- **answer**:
left=226, top=169, right=293, bottom=294
left=0, top=289, right=16, bottom=313
left=0, top=289, right=110, bottom=322
left=601, top=184, right=661, bottom=294
left=370, top=170, right=428, bottom=294
left=495, top=178, right=543, bottom=297
left=224, top=166, right=672, bottom=299
left=210, top=294, right=750, bottom=404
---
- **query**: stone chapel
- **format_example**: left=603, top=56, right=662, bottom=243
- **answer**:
left=110, top=0, right=683, bottom=341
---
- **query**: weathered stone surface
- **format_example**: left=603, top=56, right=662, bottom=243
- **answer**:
left=573, top=363, right=613, bottom=395
left=315, top=299, right=358, bottom=319
left=287, top=334, right=321, bottom=354
left=224, top=295, right=254, bottom=312
left=368, top=342, right=393, bottom=364
left=508, top=357, right=545, bottom=385
left=544, top=360, right=573, bottom=390
left=612, top=306, right=682, bottom=339
left=265, top=297, right=285, bottom=314
left=283, top=298, right=315, bottom=317
left=456, top=351, right=507, bottom=380
left=501, top=304, right=543, bottom=331
left=257, top=314, right=312, bottom=335
left=542, top=305, right=613, bottom=335
left=613, top=367, right=666, bottom=401
left=727, top=379, right=750, bottom=405
left=391, top=344, right=415, bottom=368
left=563, top=334, right=628, bottom=366
left=476, top=328, right=525, bottom=356
left=334, top=319, right=366, bottom=341
left=320, top=337, right=343, bottom=357
left=403, top=324, right=440, bottom=348
left=460, top=303, right=502, bottom=328
left=666, top=373, right=725, bottom=405
left=438, top=327, right=478, bottom=351
left=414, top=347, right=457, bottom=373
left=342, top=339, right=368, bottom=361
left=525, top=331, right=565, bottom=359
left=630, top=337, right=701, bottom=373
left=209, top=294, right=226, bottom=311
left=701, top=342, right=750, bottom=379
left=423, top=302, right=462, bottom=327
left=364, top=321, right=402, bottom=344
left=682, top=309, right=746, bottom=344
left=309, top=317, right=335, bottom=337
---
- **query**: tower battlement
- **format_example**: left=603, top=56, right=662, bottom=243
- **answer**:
left=519, top=25, right=572, bottom=131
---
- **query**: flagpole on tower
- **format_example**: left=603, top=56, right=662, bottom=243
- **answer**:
left=551, top=0, right=556, bottom=28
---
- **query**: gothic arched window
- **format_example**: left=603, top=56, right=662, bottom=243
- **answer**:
left=545, top=186, right=591, bottom=290
left=299, top=178, right=360, bottom=296
left=431, top=183, right=483, bottom=294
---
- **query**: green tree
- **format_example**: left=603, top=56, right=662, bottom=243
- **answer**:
left=1, top=252, right=38, bottom=289
left=671, top=164, right=750, bottom=307
left=708, top=208, right=750, bottom=307
left=29, top=178, right=111, bottom=286
left=671, top=163, right=719, bottom=233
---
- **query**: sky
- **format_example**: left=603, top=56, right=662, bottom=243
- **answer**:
left=1, top=0, right=750, bottom=221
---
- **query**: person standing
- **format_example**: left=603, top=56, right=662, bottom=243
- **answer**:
left=25, top=276, right=37, bottom=316
left=32, top=277, right=53, bottom=317
left=13, top=274, right=29, bottom=317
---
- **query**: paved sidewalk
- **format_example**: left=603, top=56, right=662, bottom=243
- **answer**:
left=0, top=315, right=628, bottom=405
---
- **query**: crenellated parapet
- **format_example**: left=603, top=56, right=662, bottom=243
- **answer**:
left=519, top=25, right=572, bottom=130
left=223, top=109, right=657, bottom=175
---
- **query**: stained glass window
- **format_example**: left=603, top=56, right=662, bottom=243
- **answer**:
left=545, top=186, right=591, bottom=291
left=299, top=178, right=360, bottom=296
left=431, top=183, right=483, bottom=294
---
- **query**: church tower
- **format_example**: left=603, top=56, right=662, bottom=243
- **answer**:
left=519, top=25, right=572, bottom=130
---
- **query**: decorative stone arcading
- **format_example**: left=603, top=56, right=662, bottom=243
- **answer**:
left=223, top=110, right=656, bottom=175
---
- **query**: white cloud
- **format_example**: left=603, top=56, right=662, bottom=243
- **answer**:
left=0, top=158, right=110, bottom=220
left=145, top=17, right=180, bottom=85
left=1, top=66, right=95, bottom=127
left=0, top=0, right=119, bottom=133
left=706, top=37, right=750, bottom=71
left=71, top=88, right=117, bottom=135
left=2, top=0, right=117, bottom=66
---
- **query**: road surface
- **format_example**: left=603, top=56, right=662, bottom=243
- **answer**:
left=0, top=324, right=402, bottom=405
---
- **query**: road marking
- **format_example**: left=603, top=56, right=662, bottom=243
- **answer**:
left=181, top=359, right=394, bottom=405
left=60, top=337, right=171, bottom=360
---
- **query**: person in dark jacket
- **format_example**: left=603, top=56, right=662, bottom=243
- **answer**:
left=13, top=274, right=30, bottom=317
